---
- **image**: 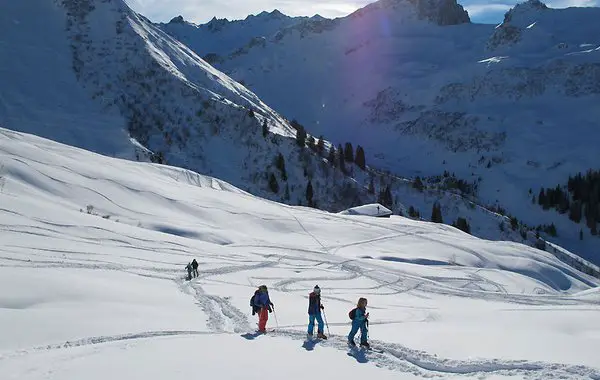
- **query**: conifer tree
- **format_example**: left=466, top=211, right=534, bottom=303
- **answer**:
left=338, top=144, right=346, bottom=172
left=413, top=176, right=424, bottom=192
left=275, top=153, right=287, bottom=181
left=327, top=146, right=336, bottom=165
left=268, top=173, right=279, bottom=193
left=317, top=136, right=325, bottom=153
left=355, top=145, right=366, bottom=170
left=344, top=142, right=354, bottom=163
left=431, top=202, right=443, bottom=223
left=295, top=123, right=307, bottom=147
left=306, top=180, right=314, bottom=207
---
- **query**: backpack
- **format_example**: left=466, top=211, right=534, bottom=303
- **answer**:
left=349, top=307, right=357, bottom=320
left=250, top=291, right=260, bottom=315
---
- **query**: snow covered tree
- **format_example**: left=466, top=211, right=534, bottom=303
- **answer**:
left=344, top=142, right=354, bottom=163
left=268, top=173, right=279, bottom=193
left=262, top=120, right=268, bottom=138
left=306, top=180, right=314, bottom=207
left=355, top=145, right=366, bottom=170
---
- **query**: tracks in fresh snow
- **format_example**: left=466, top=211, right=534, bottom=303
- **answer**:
left=268, top=330, right=600, bottom=379
left=176, top=261, right=278, bottom=334
left=181, top=279, right=251, bottom=333
left=4, top=328, right=598, bottom=380
left=0, top=330, right=212, bottom=361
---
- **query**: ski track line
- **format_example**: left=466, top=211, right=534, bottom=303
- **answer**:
left=181, top=280, right=251, bottom=334
left=0, top=330, right=214, bottom=361
left=4, top=326, right=599, bottom=380
left=268, top=330, right=600, bottom=379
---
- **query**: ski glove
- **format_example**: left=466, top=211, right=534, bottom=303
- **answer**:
left=320, top=305, right=325, bottom=310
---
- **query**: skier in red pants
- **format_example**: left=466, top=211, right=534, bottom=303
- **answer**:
left=253, top=285, right=274, bottom=333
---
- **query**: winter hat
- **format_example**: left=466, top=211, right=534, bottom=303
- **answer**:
left=313, top=285, right=321, bottom=294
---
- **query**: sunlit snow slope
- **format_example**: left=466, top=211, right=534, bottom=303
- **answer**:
left=1, top=128, right=599, bottom=379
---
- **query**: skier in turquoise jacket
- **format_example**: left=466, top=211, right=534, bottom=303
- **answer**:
left=348, top=297, right=369, bottom=348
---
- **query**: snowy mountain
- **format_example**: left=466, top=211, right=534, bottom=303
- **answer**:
left=1, top=127, right=599, bottom=379
left=0, top=0, right=377, bottom=213
left=158, top=10, right=316, bottom=63
left=160, top=0, right=600, bottom=263
left=1, top=0, right=598, bottom=274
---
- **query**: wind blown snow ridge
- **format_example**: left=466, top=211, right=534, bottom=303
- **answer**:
left=0, top=128, right=599, bottom=379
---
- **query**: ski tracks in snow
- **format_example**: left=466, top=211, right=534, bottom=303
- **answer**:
left=181, top=280, right=251, bottom=334
left=268, top=330, right=600, bottom=379
left=175, top=261, right=277, bottom=334
left=0, top=330, right=212, bottom=361
left=3, top=327, right=598, bottom=380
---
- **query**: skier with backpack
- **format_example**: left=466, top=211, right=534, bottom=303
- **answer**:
left=191, top=259, right=199, bottom=278
left=307, top=285, right=327, bottom=340
left=185, top=262, right=193, bottom=281
left=348, top=297, right=369, bottom=348
left=251, top=285, right=274, bottom=333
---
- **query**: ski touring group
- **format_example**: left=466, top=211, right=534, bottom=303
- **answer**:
left=185, top=259, right=199, bottom=280
left=186, top=264, right=371, bottom=348
left=250, top=284, right=371, bottom=349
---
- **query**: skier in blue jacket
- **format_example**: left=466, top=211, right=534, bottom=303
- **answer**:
left=348, top=297, right=369, bottom=348
left=307, top=285, right=327, bottom=339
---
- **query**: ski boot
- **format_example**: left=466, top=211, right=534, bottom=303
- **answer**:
left=317, top=332, right=328, bottom=340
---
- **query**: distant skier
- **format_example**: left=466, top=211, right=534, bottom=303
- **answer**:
left=185, top=262, right=193, bottom=281
left=307, top=285, right=327, bottom=339
left=191, top=259, right=199, bottom=278
left=253, top=285, right=274, bottom=333
left=348, top=297, right=369, bottom=348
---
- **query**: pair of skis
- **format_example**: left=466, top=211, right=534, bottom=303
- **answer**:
left=348, top=342, right=383, bottom=353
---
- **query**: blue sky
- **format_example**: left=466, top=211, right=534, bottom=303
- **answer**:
left=126, top=0, right=599, bottom=25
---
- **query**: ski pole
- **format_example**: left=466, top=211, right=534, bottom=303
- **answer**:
left=322, top=309, right=331, bottom=336
left=273, top=308, right=280, bottom=329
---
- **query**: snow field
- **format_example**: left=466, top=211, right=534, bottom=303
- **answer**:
left=0, top=128, right=599, bottom=379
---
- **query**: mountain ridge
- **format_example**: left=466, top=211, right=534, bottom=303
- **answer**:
left=157, top=0, right=600, bottom=264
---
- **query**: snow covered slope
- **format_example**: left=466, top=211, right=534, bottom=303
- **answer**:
left=1, top=128, right=599, bottom=379
left=161, top=0, right=600, bottom=263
